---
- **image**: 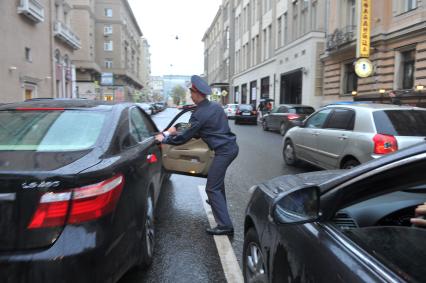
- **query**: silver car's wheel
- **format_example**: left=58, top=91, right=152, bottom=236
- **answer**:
left=243, top=228, right=267, bottom=283
left=283, top=140, right=298, bottom=166
left=342, top=159, right=360, bottom=169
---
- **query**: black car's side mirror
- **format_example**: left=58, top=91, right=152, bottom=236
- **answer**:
left=270, top=185, right=320, bottom=225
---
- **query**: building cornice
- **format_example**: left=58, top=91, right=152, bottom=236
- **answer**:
left=203, top=5, right=223, bottom=41
left=122, top=0, right=143, bottom=36
left=321, top=21, right=426, bottom=60
left=232, top=58, right=276, bottom=81
left=275, top=31, right=326, bottom=57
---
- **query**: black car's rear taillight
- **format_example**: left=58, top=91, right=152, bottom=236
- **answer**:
left=28, top=174, right=124, bottom=229
left=287, top=114, right=300, bottom=120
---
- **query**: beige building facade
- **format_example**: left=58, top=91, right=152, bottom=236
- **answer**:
left=53, top=0, right=81, bottom=98
left=204, top=0, right=327, bottom=109
left=1, top=0, right=53, bottom=102
left=322, top=0, right=426, bottom=106
left=73, top=0, right=144, bottom=101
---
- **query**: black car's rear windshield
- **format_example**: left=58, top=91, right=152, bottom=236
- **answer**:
left=0, top=110, right=107, bottom=151
left=239, top=105, right=253, bottom=111
left=289, top=107, right=315, bottom=115
left=373, top=110, right=426, bottom=136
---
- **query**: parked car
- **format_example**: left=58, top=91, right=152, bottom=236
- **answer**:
left=137, top=102, right=154, bottom=115
left=223, top=103, right=238, bottom=119
left=244, top=142, right=426, bottom=282
left=154, top=102, right=166, bottom=112
left=0, top=100, right=211, bottom=283
left=283, top=103, right=426, bottom=169
left=150, top=103, right=160, bottom=114
left=234, top=104, right=257, bottom=125
left=262, top=104, right=315, bottom=135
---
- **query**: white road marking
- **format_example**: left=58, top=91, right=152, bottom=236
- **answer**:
left=198, top=185, right=244, bottom=283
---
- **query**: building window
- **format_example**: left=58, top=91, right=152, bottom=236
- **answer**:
left=277, top=16, right=282, bottom=48
left=405, top=0, right=417, bottom=12
left=262, top=29, right=267, bottom=60
left=105, top=59, right=113, bottom=69
left=343, top=62, right=357, bottom=94
left=292, top=2, right=298, bottom=40
left=268, top=25, right=272, bottom=58
left=104, top=25, right=113, bottom=35
left=261, top=77, right=270, bottom=98
left=104, top=41, right=113, bottom=51
left=105, top=8, right=113, bottom=17
left=25, top=47, right=32, bottom=62
left=241, top=84, right=247, bottom=103
left=251, top=0, right=257, bottom=23
left=401, top=50, right=415, bottom=89
left=311, top=2, right=317, bottom=30
left=284, top=12, right=288, bottom=45
left=348, top=0, right=356, bottom=27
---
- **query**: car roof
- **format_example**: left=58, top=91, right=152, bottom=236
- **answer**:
left=324, top=103, right=424, bottom=111
left=276, top=104, right=314, bottom=108
left=0, top=99, right=129, bottom=111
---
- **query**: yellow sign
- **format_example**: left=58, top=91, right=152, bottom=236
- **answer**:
left=357, top=0, right=371, bottom=58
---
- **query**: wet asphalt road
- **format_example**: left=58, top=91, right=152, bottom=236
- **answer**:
left=119, top=108, right=317, bottom=283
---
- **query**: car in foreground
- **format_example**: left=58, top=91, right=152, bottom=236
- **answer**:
left=223, top=103, right=238, bottom=119
left=235, top=104, right=257, bottom=125
left=244, top=142, right=426, bottom=282
left=283, top=103, right=426, bottom=169
left=137, top=102, right=154, bottom=115
left=262, top=104, right=315, bottom=135
left=0, top=100, right=211, bottom=283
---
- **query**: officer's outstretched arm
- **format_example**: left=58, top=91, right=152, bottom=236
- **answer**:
left=162, top=115, right=203, bottom=145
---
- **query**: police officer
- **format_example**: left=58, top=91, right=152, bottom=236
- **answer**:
left=155, top=75, right=239, bottom=236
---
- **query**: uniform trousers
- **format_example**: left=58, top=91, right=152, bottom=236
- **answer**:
left=205, top=142, right=239, bottom=228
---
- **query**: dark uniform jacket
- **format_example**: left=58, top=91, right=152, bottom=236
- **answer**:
left=163, top=99, right=237, bottom=151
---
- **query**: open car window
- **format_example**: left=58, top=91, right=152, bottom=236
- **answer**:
left=328, top=157, right=426, bottom=282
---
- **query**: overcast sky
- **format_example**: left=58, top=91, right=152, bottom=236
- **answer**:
left=128, top=0, right=222, bottom=77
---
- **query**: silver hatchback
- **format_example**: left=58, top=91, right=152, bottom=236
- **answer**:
left=283, top=104, right=426, bottom=169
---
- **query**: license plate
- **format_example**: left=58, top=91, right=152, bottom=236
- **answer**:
left=242, top=113, right=250, bottom=116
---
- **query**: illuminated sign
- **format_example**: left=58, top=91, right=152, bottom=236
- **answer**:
left=355, top=58, right=373, bottom=78
left=357, top=0, right=371, bottom=58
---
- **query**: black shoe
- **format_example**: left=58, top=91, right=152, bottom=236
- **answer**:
left=205, top=199, right=211, bottom=206
left=206, top=226, right=234, bottom=236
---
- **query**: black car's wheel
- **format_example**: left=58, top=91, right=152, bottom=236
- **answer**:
left=243, top=228, right=268, bottom=283
left=137, top=190, right=155, bottom=269
left=279, top=123, right=288, bottom=136
left=283, top=140, right=299, bottom=166
left=262, top=120, right=268, bottom=131
left=341, top=158, right=360, bottom=169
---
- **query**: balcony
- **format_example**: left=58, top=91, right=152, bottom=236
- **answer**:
left=54, top=21, right=82, bottom=50
left=326, top=25, right=357, bottom=51
left=17, top=0, right=45, bottom=23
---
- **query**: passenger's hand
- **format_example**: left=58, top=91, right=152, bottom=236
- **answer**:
left=167, top=126, right=177, bottom=135
left=155, top=134, right=164, bottom=143
left=411, top=202, right=426, bottom=227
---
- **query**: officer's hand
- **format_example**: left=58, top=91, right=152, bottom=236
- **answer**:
left=155, top=134, right=164, bottom=143
left=167, top=126, right=177, bottom=135
left=411, top=202, right=426, bottom=227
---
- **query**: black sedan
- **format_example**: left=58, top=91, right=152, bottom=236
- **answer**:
left=235, top=104, right=258, bottom=125
left=244, top=142, right=426, bottom=282
left=0, top=100, right=213, bottom=283
left=261, top=104, right=314, bottom=135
